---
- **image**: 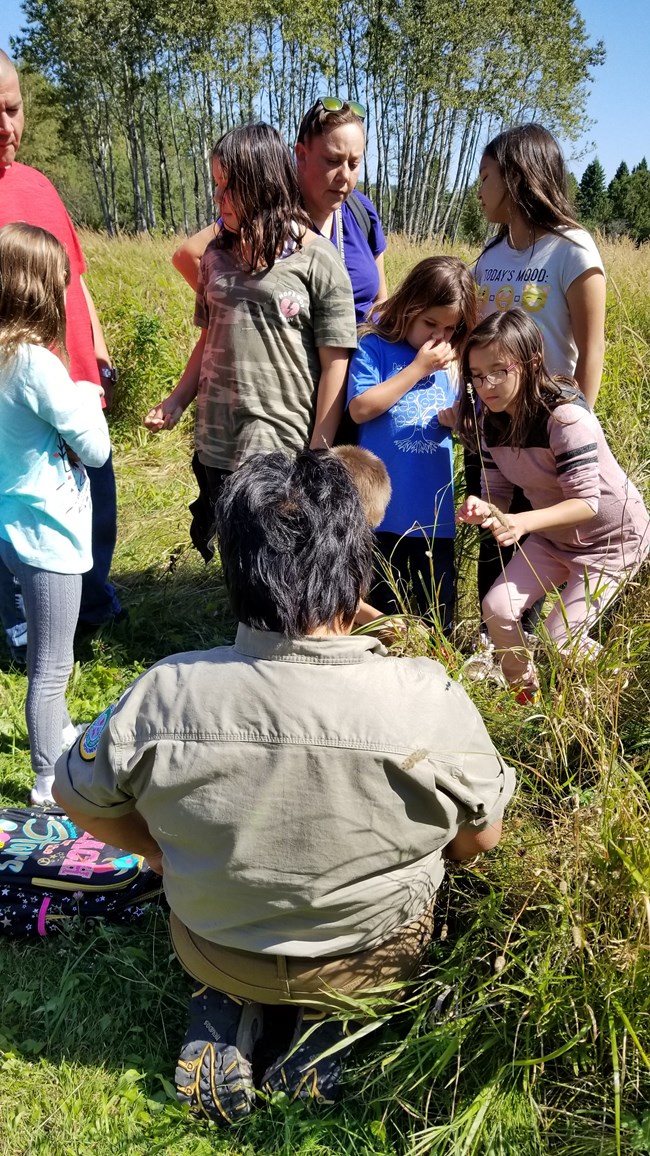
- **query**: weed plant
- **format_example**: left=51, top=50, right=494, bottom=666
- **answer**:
left=0, top=235, right=649, bottom=1155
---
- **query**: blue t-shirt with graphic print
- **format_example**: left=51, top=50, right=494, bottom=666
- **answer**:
left=347, top=333, right=458, bottom=538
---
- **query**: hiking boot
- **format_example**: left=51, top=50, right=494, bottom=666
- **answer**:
left=175, top=984, right=262, bottom=1125
left=262, top=1008, right=351, bottom=1105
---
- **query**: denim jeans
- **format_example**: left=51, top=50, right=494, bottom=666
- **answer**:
left=78, top=451, right=122, bottom=625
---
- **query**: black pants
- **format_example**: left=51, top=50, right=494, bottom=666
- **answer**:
left=189, top=453, right=232, bottom=562
left=463, top=449, right=542, bottom=630
left=372, top=533, right=455, bottom=634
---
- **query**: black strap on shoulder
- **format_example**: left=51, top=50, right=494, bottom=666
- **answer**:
left=347, top=191, right=372, bottom=241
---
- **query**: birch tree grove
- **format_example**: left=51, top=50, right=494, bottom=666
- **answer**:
left=13, top=0, right=603, bottom=238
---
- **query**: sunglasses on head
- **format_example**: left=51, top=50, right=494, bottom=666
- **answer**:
left=312, top=96, right=366, bottom=120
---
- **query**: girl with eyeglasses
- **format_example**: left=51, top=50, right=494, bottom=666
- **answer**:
left=348, top=256, right=479, bottom=632
left=171, top=99, right=387, bottom=326
left=464, top=122, right=607, bottom=677
left=456, top=310, right=648, bottom=703
left=144, top=124, right=356, bottom=558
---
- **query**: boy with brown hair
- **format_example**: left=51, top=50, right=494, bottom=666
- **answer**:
left=332, top=446, right=404, bottom=638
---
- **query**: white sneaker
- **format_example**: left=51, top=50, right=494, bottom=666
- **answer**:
left=522, top=630, right=537, bottom=654
left=61, top=722, right=86, bottom=752
left=462, top=632, right=498, bottom=683
left=28, top=724, right=87, bottom=807
left=30, top=774, right=55, bottom=807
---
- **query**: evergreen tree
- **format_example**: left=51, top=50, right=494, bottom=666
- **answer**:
left=625, top=161, right=650, bottom=244
left=607, top=161, right=630, bottom=233
left=578, top=158, right=609, bottom=228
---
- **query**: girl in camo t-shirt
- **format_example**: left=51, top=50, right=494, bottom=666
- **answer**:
left=145, top=123, right=357, bottom=558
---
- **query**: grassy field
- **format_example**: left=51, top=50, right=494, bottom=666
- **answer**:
left=0, top=234, right=649, bottom=1155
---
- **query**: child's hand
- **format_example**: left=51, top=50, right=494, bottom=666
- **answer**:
left=457, top=498, right=528, bottom=546
left=456, top=495, right=494, bottom=525
left=437, top=400, right=459, bottom=429
left=414, top=339, right=454, bottom=376
left=144, top=397, right=185, bottom=432
left=490, top=511, right=527, bottom=547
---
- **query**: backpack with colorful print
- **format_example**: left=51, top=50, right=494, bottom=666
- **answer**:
left=0, top=806, right=165, bottom=937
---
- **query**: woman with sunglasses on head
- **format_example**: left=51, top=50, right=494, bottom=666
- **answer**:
left=294, top=97, right=387, bottom=323
left=171, top=98, right=387, bottom=325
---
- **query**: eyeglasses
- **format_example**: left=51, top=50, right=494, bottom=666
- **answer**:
left=469, top=363, right=517, bottom=388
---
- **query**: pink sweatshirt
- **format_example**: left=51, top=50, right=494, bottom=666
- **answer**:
left=480, top=402, right=649, bottom=572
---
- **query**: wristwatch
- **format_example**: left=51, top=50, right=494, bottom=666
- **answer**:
left=99, top=366, right=118, bottom=385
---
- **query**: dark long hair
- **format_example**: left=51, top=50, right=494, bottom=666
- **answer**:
left=360, top=256, right=478, bottom=348
left=212, top=123, right=312, bottom=272
left=456, top=310, right=579, bottom=451
left=481, top=123, right=580, bottom=254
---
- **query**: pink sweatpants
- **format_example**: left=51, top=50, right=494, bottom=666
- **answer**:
left=482, top=534, right=629, bottom=689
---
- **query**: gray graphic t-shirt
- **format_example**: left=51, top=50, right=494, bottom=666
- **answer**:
left=194, top=235, right=357, bottom=470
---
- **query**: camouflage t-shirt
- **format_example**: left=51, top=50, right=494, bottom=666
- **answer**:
left=194, top=235, right=357, bottom=470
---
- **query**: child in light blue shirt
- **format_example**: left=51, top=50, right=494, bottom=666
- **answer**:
left=0, top=223, right=109, bottom=803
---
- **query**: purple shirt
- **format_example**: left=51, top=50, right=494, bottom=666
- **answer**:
left=317, top=191, right=387, bottom=324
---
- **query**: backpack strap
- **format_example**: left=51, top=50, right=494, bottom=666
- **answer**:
left=347, top=191, right=373, bottom=243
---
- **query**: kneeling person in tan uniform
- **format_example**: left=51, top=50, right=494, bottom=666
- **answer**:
left=54, top=449, right=515, bottom=1124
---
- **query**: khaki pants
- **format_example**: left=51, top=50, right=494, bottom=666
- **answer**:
left=170, top=907, right=434, bottom=1011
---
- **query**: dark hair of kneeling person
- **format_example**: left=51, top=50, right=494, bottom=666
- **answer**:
left=215, top=448, right=374, bottom=636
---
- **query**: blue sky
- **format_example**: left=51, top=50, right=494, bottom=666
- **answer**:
left=1, top=0, right=646, bottom=183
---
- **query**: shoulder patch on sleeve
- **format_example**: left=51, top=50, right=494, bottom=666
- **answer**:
left=79, top=707, right=112, bottom=761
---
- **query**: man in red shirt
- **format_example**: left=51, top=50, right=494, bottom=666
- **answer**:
left=0, top=51, right=123, bottom=661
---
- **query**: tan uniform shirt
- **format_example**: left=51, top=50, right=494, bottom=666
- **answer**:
left=55, top=627, right=515, bottom=957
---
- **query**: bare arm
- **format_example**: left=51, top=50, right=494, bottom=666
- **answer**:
left=51, top=785, right=163, bottom=874
left=374, top=252, right=388, bottom=304
left=172, top=225, right=217, bottom=292
left=355, top=599, right=385, bottom=625
left=349, top=340, right=454, bottom=424
left=310, top=346, right=351, bottom=450
left=144, top=328, right=207, bottom=431
left=566, top=269, right=606, bottom=408
left=446, top=819, right=503, bottom=861
left=81, top=277, right=111, bottom=365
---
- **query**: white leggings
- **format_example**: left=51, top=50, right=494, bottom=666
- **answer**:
left=0, top=539, right=81, bottom=783
left=482, top=534, right=631, bottom=690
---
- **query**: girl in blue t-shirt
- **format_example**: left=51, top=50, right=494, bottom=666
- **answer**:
left=0, top=223, right=109, bottom=805
left=347, top=256, right=478, bottom=631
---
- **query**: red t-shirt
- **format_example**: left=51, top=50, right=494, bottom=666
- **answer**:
left=0, top=162, right=99, bottom=385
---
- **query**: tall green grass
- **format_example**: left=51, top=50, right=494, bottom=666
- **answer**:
left=0, top=234, right=648, bottom=1155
